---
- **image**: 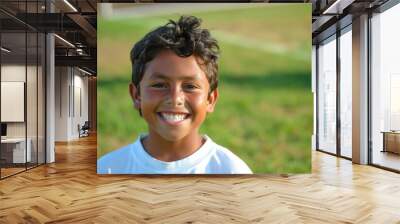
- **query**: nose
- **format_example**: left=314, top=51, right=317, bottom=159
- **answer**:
left=165, top=85, right=184, bottom=106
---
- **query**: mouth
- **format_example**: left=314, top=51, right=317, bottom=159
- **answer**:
left=157, top=111, right=191, bottom=125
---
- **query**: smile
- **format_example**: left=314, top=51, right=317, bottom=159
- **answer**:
left=157, top=112, right=190, bottom=124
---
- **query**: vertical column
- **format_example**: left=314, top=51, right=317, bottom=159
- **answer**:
left=352, top=14, right=369, bottom=164
left=46, top=1, right=55, bottom=163
left=336, top=29, right=341, bottom=156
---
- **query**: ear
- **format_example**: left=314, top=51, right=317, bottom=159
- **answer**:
left=206, top=88, right=218, bottom=113
left=129, top=83, right=141, bottom=110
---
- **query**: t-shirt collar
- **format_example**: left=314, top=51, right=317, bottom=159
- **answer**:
left=134, top=134, right=213, bottom=171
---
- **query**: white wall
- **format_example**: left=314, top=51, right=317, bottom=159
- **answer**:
left=55, top=66, right=69, bottom=141
left=55, top=67, right=89, bottom=141
left=1, top=65, right=34, bottom=138
left=1, top=65, right=26, bottom=81
left=1, top=63, right=46, bottom=164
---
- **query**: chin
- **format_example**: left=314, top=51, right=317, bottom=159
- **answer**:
left=158, top=131, right=188, bottom=142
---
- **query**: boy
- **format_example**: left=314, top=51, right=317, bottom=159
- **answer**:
left=98, top=16, right=252, bottom=174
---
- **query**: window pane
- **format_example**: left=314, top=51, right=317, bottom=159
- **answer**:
left=371, top=3, right=400, bottom=171
left=340, top=27, right=352, bottom=158
left=1, top=26, right=27, bottom=178
left=318, top=36, right=337, bottom=154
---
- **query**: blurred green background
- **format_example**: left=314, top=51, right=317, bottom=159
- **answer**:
left=98, top=3, right=312, bottom=173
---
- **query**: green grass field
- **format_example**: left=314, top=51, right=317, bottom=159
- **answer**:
left=98, top=4, right=312, bottom=173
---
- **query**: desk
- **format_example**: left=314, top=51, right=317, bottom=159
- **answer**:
left=1, top=138, right=31, bottom=163
left=382, top=131, right=400, bottom=154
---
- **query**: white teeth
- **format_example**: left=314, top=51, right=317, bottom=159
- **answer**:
left=161, top=113, right=186, bottom=122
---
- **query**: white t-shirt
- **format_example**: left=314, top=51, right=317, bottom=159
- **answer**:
left=97, top=135, right=252, bottom=174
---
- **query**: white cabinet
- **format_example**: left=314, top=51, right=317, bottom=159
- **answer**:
left=1, top=138, right=31, bottom=163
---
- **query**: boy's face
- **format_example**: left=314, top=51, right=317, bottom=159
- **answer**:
left=129, top=50, right=218, bottom=141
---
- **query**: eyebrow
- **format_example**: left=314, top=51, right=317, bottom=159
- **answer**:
left=149, top=72, right=201, bottom=81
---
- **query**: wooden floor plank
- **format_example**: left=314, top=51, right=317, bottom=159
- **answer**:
left=0, top=134, right=399, bottom=223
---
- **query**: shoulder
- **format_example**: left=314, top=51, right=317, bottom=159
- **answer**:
left=205, top=138, right=253, bottom=174
left=97, top=141, right=139, bottom=174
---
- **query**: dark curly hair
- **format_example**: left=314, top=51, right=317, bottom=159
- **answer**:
left=130, top=15, right=220, bottom=94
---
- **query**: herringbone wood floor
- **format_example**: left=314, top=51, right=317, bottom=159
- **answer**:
left=1, top=134, right=400, bottom=223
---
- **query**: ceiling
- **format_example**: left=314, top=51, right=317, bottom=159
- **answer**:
left=311, top=0, right=390, bottom=43
left=0, top=0, right=97, bottom=75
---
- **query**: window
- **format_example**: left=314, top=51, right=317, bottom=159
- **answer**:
left=371, top=2, right=400, bottom=171
left=0, top=1, right=46, bottom=179
left=317, top=35, right=337, bottom=154
left=339, top=26, right=352, bottom=158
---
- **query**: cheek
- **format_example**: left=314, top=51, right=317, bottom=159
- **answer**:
left=139, top=90, right=163, bottom=115
left=141, top=89, right=163, bottom=103
left=188, top=93, right=209, bottom=113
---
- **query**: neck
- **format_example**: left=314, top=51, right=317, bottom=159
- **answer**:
left=142, top=131, right=204, bottom=162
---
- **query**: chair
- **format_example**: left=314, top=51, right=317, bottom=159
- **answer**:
left=79, top=121, right=90, bottom=138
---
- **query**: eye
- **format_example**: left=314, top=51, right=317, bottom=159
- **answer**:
left=183, top=83, right=199, bottom=91
left=150, top=83, right=167, bottom=88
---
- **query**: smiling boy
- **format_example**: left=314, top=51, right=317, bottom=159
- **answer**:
left=98, top=16, right=252, bottom=174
